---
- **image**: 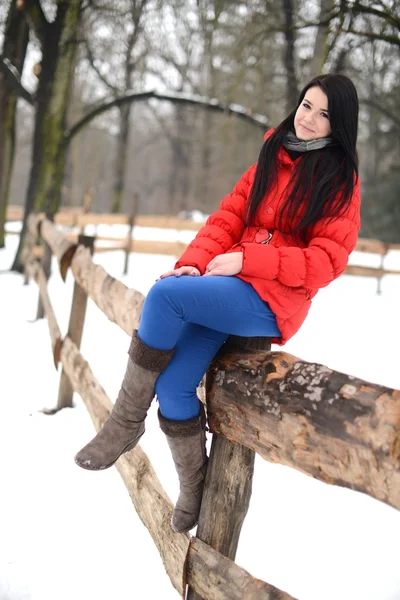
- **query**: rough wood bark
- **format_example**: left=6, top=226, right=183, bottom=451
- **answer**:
left=26, top=261, right=62, bottom=368
left=57, top=235, right=94, bottom=410
left=186, top=538, right=296, bottom=600
left=195, top=436, right=255, bottom=558
left=60, top=336, right=191, bottom=596
left=70, top=245, right=145, bottom=336
left=0, top=0, right=29, bottom=248
left=11, top=0, right=82, bottom=272
left=40, top=218, right=77, bottom=281
left=206, top=350, right=400, bottom=510
left=34, top=218, right=144, bottom=333
left=187, top=337, right=271, bottom=600
left=187, top=436, right=255, bottom=600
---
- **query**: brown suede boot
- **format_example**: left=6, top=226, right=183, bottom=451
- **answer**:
left=75, top=331, right=174, bottom=471
left=158, top=405, right=207, bottom=532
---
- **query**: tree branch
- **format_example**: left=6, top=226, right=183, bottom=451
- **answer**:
left=235, top=10, right=342, bottom=50
left=349, top=1, right=400, bottom=30
left=84, top=0, right=120, bottom=13
left=17, top=0, right=48, bottom=46
left=128, top=46, right=147, bottom=71
left=145, top=103, right=189, bottom=167
left=0, top=56, right=34, bottom=105
left=360, top=99, right=400, bottom=129
left=338, top=27, right=400, bottom=46
left=84, top=38, right=119, bottom=94
left=66, top=90, right=270, bottom=142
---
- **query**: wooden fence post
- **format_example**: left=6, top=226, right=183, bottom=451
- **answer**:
left=22, top=215, right=38, bottom=285
left=36, top=240, right=52, bottom=319
left=186, top=336, right=271, bottom=600
left=377, top=244, right=389, bottom=295
left=123, top=192, right=139, bottom=276
left=56, top=234, right=95, bottom=410
left=78, top=188, right=93, bottom=236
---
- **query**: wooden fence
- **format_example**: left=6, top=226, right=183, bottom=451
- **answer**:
left=6, top=205, right=400, bottom=292
left=17, top=212, right=400, bottom=599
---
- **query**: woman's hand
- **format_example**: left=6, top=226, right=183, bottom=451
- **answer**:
left=204, top=252, right=243, bottom=277
left=159, top=266, right=201, bottom=279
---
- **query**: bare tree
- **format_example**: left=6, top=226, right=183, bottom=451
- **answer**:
left=0, top=0, right=29, bottom=247
left=282, top=0, right=299, bottom=111
left=6, top=0, right=83, bottom=272
left=83, top=0, right=149, bottom=213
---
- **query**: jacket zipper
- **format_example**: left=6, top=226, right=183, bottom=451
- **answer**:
left=261, top=232, right=273, bottom=244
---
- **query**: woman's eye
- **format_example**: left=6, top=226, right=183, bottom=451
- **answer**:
left=303, top=103, right=310, bottom=109
left=321, top=113, right=329, bottom=119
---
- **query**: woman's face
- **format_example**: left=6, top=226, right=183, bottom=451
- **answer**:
left=294, top=86, right=332, bottom=140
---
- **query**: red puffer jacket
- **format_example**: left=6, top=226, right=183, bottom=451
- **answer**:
left=175, top=131, right=361, bottom=345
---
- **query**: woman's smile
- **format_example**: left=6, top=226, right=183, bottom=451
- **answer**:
left=299, top=123, right=314, bottom=133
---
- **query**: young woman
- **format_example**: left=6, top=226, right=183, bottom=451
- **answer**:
left=75, top=74, right=361, bottom=534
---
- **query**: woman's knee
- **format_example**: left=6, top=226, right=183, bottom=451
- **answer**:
left=156, top=373, right=200, bottom=420
left=145, top=276, right=180, bottom=307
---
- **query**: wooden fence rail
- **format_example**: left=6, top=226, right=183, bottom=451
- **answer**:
left=21, top=214, right=400, bottom=600
left=6, top=205, right=400, bottom=294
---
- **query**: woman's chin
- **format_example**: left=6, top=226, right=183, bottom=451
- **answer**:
left=294, top=126, right=314, bottom=140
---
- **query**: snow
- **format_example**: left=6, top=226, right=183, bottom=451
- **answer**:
left=1, top=228, right=400, bottom=600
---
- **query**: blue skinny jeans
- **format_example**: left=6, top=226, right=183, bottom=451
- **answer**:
left=137, top=275, right=280, bottom=421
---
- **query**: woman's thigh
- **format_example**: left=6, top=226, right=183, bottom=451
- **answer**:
left=142, top=275, right=280, bottom=340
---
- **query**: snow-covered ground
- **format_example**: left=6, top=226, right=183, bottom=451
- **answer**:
left=1, top=226, right=400, bottom=600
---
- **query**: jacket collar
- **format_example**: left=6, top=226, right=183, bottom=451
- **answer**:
left=264, top=128, right=300, bottom=167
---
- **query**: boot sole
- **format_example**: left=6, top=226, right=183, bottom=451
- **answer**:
left=171, top=517, right=198, bottom=533
left=74, top=432, right=144, bottom=471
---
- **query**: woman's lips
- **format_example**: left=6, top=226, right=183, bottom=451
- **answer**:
left=300, top=123, right=314, bottom=133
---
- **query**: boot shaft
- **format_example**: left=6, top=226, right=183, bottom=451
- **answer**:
left=158, top=405, right=208, bottom=532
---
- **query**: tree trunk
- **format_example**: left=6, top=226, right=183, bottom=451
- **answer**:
left=110, top=103, right=131, bottom=213
left=197, top=21, right=215, bottom=211
left=309, top=0, right=334, bottom=78
left=0, top=0, right=29, bottom=248
left=168, top=103, right=191, bottom=214
left=282, top=0, right=299, bottom=112
left=11, top=0, right=82, bottom=272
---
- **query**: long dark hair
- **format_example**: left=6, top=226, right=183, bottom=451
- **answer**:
left=246, top=74, right=359, bottom=242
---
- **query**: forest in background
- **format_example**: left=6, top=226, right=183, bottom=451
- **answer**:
left=1, top=0, right=399, bottom=261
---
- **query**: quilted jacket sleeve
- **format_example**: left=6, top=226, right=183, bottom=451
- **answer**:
left=240, top=183, right=361, bottom=289
left=175, top=165, right=256, bottom=274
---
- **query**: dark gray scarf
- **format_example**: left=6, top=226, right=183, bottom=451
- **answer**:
left=283, top=129, right=337, bottom=152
